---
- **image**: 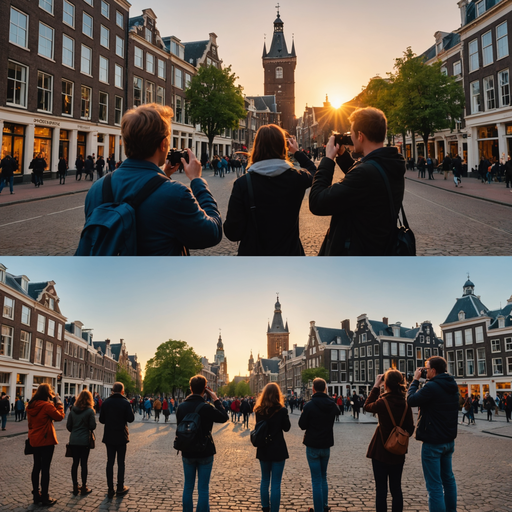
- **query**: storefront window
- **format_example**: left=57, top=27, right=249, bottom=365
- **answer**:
left=59, top=129, right=69, bottom=161
left=496, top=382, right=511, bottom=390
left=437, top=140, right=445, bottom=161
left=2, top=123, right=25, bottom=173
left=33, top=126, right=52, bottom=169
left=478, top=124, right=498, bottom=138
left=477, top=124, right=499, bottom=162
left=77, top=132, right=87, bottom=159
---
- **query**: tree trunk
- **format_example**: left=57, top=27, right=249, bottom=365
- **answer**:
left=411, top=132, right=416, bottom=163
left=401, top=132, right=407, bottom=158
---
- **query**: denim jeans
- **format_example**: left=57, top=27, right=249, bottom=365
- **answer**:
left=0, top=176, right=14, bottom=193
left=259, top=460, right=285, bottom=512
left=421, top=442, right=457, bottom=512
left=182, top=456, right=214, bottom=512
left=306, top=447, right=330, bottom=512
left=1, top=414, right=7, bottom=429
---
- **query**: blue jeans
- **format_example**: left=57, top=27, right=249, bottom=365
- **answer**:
left=0, top=176, right=14, bottom=193
left=421, top=442, right=457, bottom=512
left=182, top=456, right=214, bottom=512
left=259, top=460, right=285, bottom=512
left=1, top=414, right=7, bottom=429
left=306, top=447, right=330, bottom=512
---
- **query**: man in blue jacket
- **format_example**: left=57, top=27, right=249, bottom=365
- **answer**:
left=83, top=104, right=222, bottom=255
left=407, top=356, right=459, bottom=512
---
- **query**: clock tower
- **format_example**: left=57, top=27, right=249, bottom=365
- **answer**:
left=263, top=6, right=297, bottom=134
left=267, top=295, right=289, bottom=358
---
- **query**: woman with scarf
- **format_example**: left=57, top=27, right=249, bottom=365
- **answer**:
left=223, top=124, right=317, bottom=255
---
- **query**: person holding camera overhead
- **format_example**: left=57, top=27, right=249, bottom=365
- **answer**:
left=223, top=124, right=317, bottom=255
left=81, top=103, right=222, bottom=255
left=309, top=107, right=406, bottom=256
left=364, top=369, right=415, bottom=512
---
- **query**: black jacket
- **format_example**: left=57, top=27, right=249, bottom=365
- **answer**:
left=255, top=406, right=291, bottom=462
left=30, top=157, right=47, bottom=175
left=298, top=393, right=339, bottom=448
left=407, top=373, right=459, bottom=444
left=223, top=151, right=317, bottom=255
left=309, top=147, right=405, bottom=256
left=0, top=156, right=18, bottom=179
left=99, top=393, right=135, bottom=445
left=176, top=394, right=229, bottom=459
left=0, top=397, right=9, bottom=415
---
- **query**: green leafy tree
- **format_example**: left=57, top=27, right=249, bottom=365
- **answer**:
left=235, top=380, right=251, bottom=397
left=186, top=65, right=246, bottom=159
left=115, top=366, right=136, bottom=396
left=392, top=47, right=465, bottom=156
left=301, top=367, right=329, bottom=384
left=143, top=340, right=202, bottom=397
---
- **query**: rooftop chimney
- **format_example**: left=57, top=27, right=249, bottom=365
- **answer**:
left=383, top=317, right=389, bottom=326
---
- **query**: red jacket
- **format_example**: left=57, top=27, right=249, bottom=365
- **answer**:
left=27, top=400, right=65, bottom=447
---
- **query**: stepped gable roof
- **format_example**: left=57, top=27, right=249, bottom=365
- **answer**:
left=443, top=294, right=489, bottom=324
left=247, top=95, right=278, bottom=113
left=316, top=326, right=352, bottom=346
left=183, top=40, right=209, bottom=65
left=260, top=358, right=280, bottom=374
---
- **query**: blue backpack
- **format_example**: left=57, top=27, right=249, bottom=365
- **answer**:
left=75, top=171, right=168, bottom=256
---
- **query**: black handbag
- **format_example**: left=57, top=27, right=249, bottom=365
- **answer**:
left=250, top=419, right=272, bottom=448
left=65, top=444, right=73, bottom=457
left=89, top=430, right=95, bottom=449
left=24, top=438, right=34, bottom=455
left=366, top=159, right=416, bottom=256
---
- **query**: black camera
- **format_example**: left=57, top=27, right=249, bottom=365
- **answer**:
left=333, top=132, right=353, bottom=146
left=167, top=149, right=189, bottom=166
left=420, top=368, right=428, bottom=379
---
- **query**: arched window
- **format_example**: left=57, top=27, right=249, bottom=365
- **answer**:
left=276, top=67, right=283, bottom=79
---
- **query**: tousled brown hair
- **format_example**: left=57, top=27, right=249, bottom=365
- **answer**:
left=253, top=382, right=284, bottom=417
left=75, top=389, right=94, bottom=410
left=349, top=107, right=387, bottom=143
left=384, top=369, right=407, bottom=397
left=426, top=356, right=447, bottom=374
left=189, top=375, right=207, bottom=395
left=248, top=124, right=291, bottom=167
left=29, top=383, right=54, bottom=407
left=121, top=103, right=173, bottom=160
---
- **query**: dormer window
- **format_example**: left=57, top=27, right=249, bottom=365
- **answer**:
left=476, top=0, right=485, bottom=17
left=436, top=41, right=443, bottom=54
left=458, top=311, right=466, bottom=321
left=145, top=27, right=152, bottom=43
left=21, top=278, right=28, bottom=292
left=48, top=297, right=55, bottom=310
left=393, top=327, right=400, bottom=337
left=0, top=269, right=5, bottom=284
left=498, top=317, right=505, bottom=328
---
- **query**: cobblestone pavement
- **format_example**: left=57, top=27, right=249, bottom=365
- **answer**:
left=1, top=409, right=511, bottom=511
left=1, top=168, right=512, bottom=256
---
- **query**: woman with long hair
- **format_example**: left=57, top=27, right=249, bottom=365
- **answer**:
left=364, top=370, right=415, bottom=512
left=27, top=383, right=65, bottom=506
left=253, top=382, right=291, bottom=512
left=223, top=124, right=317, bottom=255
left=66, top=389, right=97, bottom=495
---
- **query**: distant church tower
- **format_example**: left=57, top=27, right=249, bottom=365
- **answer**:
left=263, top=6, right=297, bottom=134
left=267, top=295, right=289, bottom=358
left=248, top=350, right=255, bottom=372
left=214, top=332, right=228, bottom=385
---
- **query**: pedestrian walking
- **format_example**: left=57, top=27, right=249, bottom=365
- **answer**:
left=0, top=392, right=10, bottom=430
left=364, top=370, right=415, bottom=512
left=66, top=390, right=96, bottom=496
left=153, top=398, right=162, bottom=422
left=352, top=391, right=361, bottom=420
left=224, top=124, right=317, bottom=255
left=241, top=397, right=252, bottom=428
left=426, top=155, right=434, bottom=180
left=407, top=357, right=459, bottom=512
left=298, top=378, right=340, bottom=512
left=84, top=156, right=95, bottom=181
left=26, top=383, right=65, bottom=506
left=75, top=155, right=85, bottom=181
left=483, top=393, right=494, bottom=421
left=15, top=396, right=25, bottom=421
left=0, top=154, right=18, bottom=194
left=58, top=156, right=68, bottom=185
left=162, top=398, right=170, bottom=422
left=96, top=155, right=105, bottom=179
left=29, top=153, right=47, bottom=187
left=99, top=382, right=135, bottom=499
left=253, top=383, right=291, bottom=512
left=176, top=375, right=228, bottom=512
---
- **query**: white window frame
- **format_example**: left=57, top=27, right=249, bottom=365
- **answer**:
left=9, top=7, right=29, bottom=49
left=175, top=68, right=183, bottom=89
left=56, top=345, right=62, bottom=369
left=134, top=47, right=143, bottom=69
left=38, top=22, right=55, bottom=60
left=39, top=0, right=54, bottom=15
left=114, top=64, right=123, bottom=89
left=466, top=348, right=475, bottom=376
left=477, top=347, right=486, bottom=375
left=100, top=25, right=110, bottom=49
left=156, top=85, right=165, bottom=105
left=62, top=79, right=74, bottom=116
left=62, top=34, right=75, bottom=69
left=146, top=53, right=155, bottom=74
left=497, top=22, right=509, bottom=60
left=99, top=55, right=109, bottom=83
left=491, top=339, right=501, bottom=353
left=476, top=0, right=485, bottom=17
left=276, top=66, right=283, bottom=79
left=498, top=69, right=510, bottom=107
left=455, top=330, right=463, bottom=346
left=445, top=332, right=453, bottom=348
left=116, top=10, right=123, bottom=28
left=0, top=326, right=13, bottom=357
left=453, top=60, right=462, bottom=77
left=506, top=337, right=512, bottom=352
left=471, top=80, right=481, bottom=114
left=101, top=0, right=110, bottom=18
left=45, top=341, right=53, bottom=367
left=81, top=44, right=92, bottom=76
left=82, top=12, right=93, bottom=38
left=21, top=305, right=31, bottom=326
left=116, top=35, right=124, bottom=58
left=37, top=71, right=53, bottom=113
left=81, top=85, right=92, bottom=119
left=482, top=31, right=493, bottom=67
left=469, top=39, right=479, bottom=72
left=19, top=330, right=31, bottom=360
left=99, top=91, right=108, bottom=122
left=483, top=76, right=496, bottom=110
left=158, top=59, right=166, bottom=79
left=476, top=326, right=484, bottom=343
left=63, top=0, right=75, bottom=28
left=115, top=96, right=123, bottom=126
left=492, top=357, right=503, bottom=375
left=35, top=338, right=43, bottom=364
left=145, top=27, right=152, bottom=43
left=465, top=328, right=473, bottom=345
left=37, top=314, right=46, bottom=334
left=3, top=297, right=14, bottom=320
left=47, top=319, right=55, bottom=338
left=133, top=76, right=142, bottom=107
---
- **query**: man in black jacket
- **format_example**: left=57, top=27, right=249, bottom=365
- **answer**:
left=99, top=382, right=135, bottom=498
left=298, top=378, right=339, bottom=512
left=407, top=356, right=459, bottom=512
left=177, top=375, right=228, bottom=512
left=309, top=107, right=405, bottom=256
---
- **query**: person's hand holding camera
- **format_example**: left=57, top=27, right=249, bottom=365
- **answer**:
left=205, top=386, right=219, bottom=402
left=414, top=367, right=425, bottom=381
left=182, top=149, right=202, bottom=181
left=373, top=373, right=385, bottom=390
left=326, top=135, right=345, bottom=161
left=163, top=160, right=181, bottom=178
left=288, top=136, right=299, bottom=154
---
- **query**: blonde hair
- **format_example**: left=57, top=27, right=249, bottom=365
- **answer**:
left=121, top=103, right=173, bottom=160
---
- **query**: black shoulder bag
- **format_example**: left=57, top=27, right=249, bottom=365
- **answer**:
left=366, top=160, right=416, bottom=256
